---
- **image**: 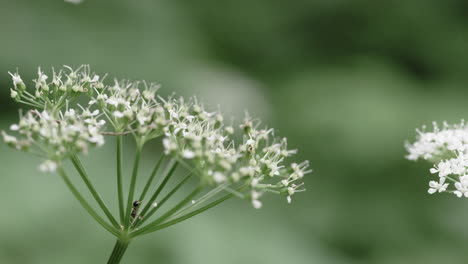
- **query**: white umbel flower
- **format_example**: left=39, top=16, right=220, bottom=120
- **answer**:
left=3, top=107, right=105, bottom=172
left=406, top=121, right=468, bottom=198
left=4, top=65, right=310, bottom=208
left=428, top=178, right=448, bottom=194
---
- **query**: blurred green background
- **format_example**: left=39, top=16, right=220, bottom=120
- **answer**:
left=2, top=0, right=468, bottom=263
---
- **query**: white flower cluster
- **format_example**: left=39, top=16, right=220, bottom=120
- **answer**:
left=9, top=65, right=103, bottom=114
left=162, top=101, right=310, bottom=207
left=90, top=80, right=164, bottom=142
left=406, top=121, right=468, bottom=197
left=4, top=65, right=310, bottom=207
left=2, top=108, right=105, bottom=172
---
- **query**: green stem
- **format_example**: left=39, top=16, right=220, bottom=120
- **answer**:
left=57, top=166, right=119, bottom=237
left=138, top=155, right=165, bottom=201
left=21, top=95, right=43, bottom=106
left=18, top=100, right=41, bottom=108
left=107, top=239, right=130, bottom=264
left=132, top=186, right=203, bottom=237
left=131, top=192, right=233, bottom=237
left=168, top=183, right=228, bottom=220
left=134, top=171, right=193, bottom=228
left=124, top=144, right=143, bottom=228
left=116, top=136, right=124, bottom=224
left=134, top=161, right=178, bottom=226
left=71, top=155, right=120, bottom=229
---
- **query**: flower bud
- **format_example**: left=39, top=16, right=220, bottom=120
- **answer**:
left=10, top=88, right=19, bottom=100
left=41, top=83, right=49, bottom=92
left=17, top=82, right=26, bottom=91
left=59, top=84, right=67, bottom=92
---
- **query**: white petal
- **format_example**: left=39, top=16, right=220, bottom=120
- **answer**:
left=113, top=111, right=124, bottom=118
left=252, top=199, right=262, bottom=209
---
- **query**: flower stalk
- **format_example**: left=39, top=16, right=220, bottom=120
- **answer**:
left=71, top=155, right=120, bottom=229
left=107, top=239, right=130, bottom=264
left=139, top=154, right=165, bottom=202
left=135, top=171, right=193, bottom=228
left=116, top=135, right=125, bottom=224
left=57, top=166, right=120, bottom=238
left=124, top=143, right=143, bottom=229
left=134, top=160, right=179, bottom=227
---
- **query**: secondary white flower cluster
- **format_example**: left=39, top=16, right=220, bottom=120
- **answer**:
left=3, top=65, right=310, bottom=207
left=406, top=121, right=468, bottom=197
left=2, top=108, right=105, bottom=172
left=9, top=65, right=103, bottom=114
left=162, top=100, right=310, bottom=208
left=90, top=79, right=164, bottom=142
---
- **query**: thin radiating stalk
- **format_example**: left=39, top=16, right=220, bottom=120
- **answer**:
left=132, top=186, right=203, bottom=236
left=138, top=155, right=165, bottom=201
left=131, top=192, right=233, bottom=237
left=167, top=183, right=228, bottom=220
left=134, top=171, right=193, bottom=228
left=134, top=161, right=178, bottom=226
left=107, top=239, right=130, bottom=264
left=71, top=155, right=120, bottom=229
left=124, top=145, right=142, bottom=228
left=116, top=136, right=124, bottom=224
left=57, top=167, right=120, bottom=237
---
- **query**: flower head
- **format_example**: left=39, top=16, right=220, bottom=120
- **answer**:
left=4, top=65, right=310, bottom=208
left=406, top=121, right=468, bottom=198
left=161, top=100, right=310, bottom=207
left=3, top=107, right=105, bottom=168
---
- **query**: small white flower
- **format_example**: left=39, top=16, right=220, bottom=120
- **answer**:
left=185, top=115, right=195, bottom=122
left=9, top=124, right=20, bottom=131
left=251, top=178, right=259, bottom=186
left=113, top=111, right=124, bottom=118
left=10, top=89, right=18, bottom=99
left=251, top=191, right=263, bottom=209
left=88, top=134, right=105, bottom=146
left=2, top=131, right=17, bottom=144
left=143, top=89, right=156, bottom=101
left=292, top=161, right=312, bottom=179
left=430, top=161, right=452, bottom=177
left=106, top=98, right=118, bottom=106
left=37, top=68, right=48, bottom=83
left=225, top=126, right=234, bottom=134
left=428, top=178, right=448, bottom=194
left=213, top=172, right=226, bottom=183
left=90, top=75, right=100, bottom=83
left=182, top=149, right=195, bottom=159
left=38, top=160, right=57, bottom=173
left=8, top=72, right=24, bottom=87
left=163, top=138, right=177, bottom=154
left=252, top=199, right=262, bottom=209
